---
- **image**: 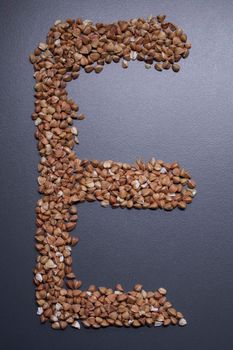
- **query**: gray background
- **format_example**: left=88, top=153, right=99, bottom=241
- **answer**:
left=0, top=0, right=233, bottom=349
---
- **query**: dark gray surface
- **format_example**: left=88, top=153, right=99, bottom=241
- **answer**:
left=0, top=0, right=233, bottom=349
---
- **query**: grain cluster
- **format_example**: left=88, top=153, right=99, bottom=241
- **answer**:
left=68, top=158, right=196, bottom=210
left=30, top=15, right=193, bottom=330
